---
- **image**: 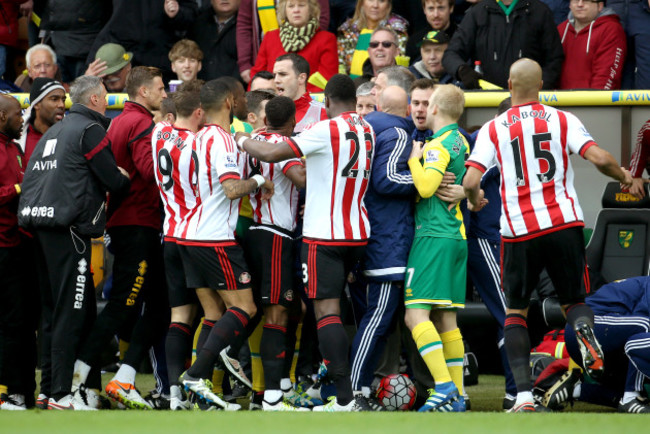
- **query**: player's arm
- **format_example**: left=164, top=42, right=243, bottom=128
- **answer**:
left=222, top=176, right=274, bottom=201
left=407, top=140, right=446, bottom=198
left=284, top=161, right=306, bottom=189
left=235, top=132, right=299, bottom=163
left=583, top=145, right=634, bottom=189
left=463, top=166, right=487, bottom=212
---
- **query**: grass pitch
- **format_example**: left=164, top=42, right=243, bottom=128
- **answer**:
left=3, top=375, right=644, bottom=434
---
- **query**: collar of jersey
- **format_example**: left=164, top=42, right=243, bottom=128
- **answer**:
left=429, top=123, right=458, bottom=140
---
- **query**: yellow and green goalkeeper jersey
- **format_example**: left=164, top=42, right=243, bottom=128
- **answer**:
left=413, top=123, right=469, bottom=240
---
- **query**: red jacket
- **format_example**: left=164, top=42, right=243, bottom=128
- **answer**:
left=0, top=132, right=24, bottom=247
left=558, top=9, right=626, bottom=90
left=23, top=123, right=43, bottom=166
left=250, top=28, right=338, bottom=93
left=106, top=101, right=160, bottom=230
left=629, top=119, right=650, bottom=178
left=0, top=1, right=28, bottom=48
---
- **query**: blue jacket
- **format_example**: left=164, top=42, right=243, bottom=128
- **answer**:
left=587, top=276, right=650, bottom=318
left=362, top=111, right=415, bottom=282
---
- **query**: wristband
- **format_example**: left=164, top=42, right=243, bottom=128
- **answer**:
left=237, top=135, right=248, bottom=150
left=14, top=184, right=21, bottom=195
left=252, top=174, right=265, bottom=188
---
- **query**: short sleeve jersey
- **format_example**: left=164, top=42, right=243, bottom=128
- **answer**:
left=247, top=131, right=302, bottom=232
left=415, top=123, right=469, bottom=240
left=288, top=111, right=374, bottom=243
left=152, top=122, right=199, bottom=240
left=180, top=124, right=243, bottom=244
left=467, top=103, right=596, bottom=240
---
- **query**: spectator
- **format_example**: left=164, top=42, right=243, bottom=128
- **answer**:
left=628, top=119, right=650, bottom=198
left=86, top=0, right=198, bottom=84
left=87, top=43, right=132, bottom=93
left=605, top=0, right=650, bottom=89
left=371, top=65, right=415, bottom=97
left=557, top=0, right=626, bottom=90
left=409, top=30, right=457, bottom=84
left=272, top=53, right=327, bottom=132
left=236, top=0, right=330, bottom=84
left=39, top=0, right=112, bottom=83
left=355, top=81, right=375, bottom=116
left=18, top=77, right=66, bottom=164
left=19, top=75, right=130, bottom=411
left=250, top=70, right=277, bottom=91
left=169, top=39, right=203, bottom=84
left=409, top=78, right=435, bottom=142
left=249, top=0, right=337, bottom=93
left=540, top=0, right=571, bottom=25
left=442, top=0, right=564, bottom=89
left=405, top=0, right=457, bottom=64
left=15, top=44, right=60, bottom=92
left=362, top=28, right=400, bottom=77
left=337, top=0, right=409, bottom=77
left=190, top=0, right=240, bottom=82
left=0, top=1, right=28, bottom=79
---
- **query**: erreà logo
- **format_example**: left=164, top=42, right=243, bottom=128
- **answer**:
left=619, top=230, right=634, bottom=249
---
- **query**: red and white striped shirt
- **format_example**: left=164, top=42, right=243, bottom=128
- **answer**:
left=247, top=131, right=302, bottom=234
left=180, top=124, right=243, bottom=245
left=628, top=119, right=650, bottom=178
left=467, top=102, right=596, bottom=241
left=288, top=111, right=374, bottom=244
left=152, top=122, right=199, bottom=240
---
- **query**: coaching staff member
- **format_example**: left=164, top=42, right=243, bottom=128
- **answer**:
left=19, top=75, right=130, bottom=410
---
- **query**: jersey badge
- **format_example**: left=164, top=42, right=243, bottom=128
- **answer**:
left=239, top=271, right=251, bottom=284
left=425, top=149, right=439, bottom=164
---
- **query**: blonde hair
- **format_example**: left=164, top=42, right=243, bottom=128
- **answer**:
left=277, top=0, right=321, bottom=25
left=429, top=84, right=464, bottom=120
left=352, top=0, right=392, bottom=30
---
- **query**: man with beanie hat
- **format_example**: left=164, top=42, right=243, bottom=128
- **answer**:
left=18, top=77, right=66, bottom=164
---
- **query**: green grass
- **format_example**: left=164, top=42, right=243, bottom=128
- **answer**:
left=6, top=374, right=641, bottom=434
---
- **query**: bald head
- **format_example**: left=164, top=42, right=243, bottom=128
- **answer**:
left=0, top=95, right=24, bottom=140
left=0, top=94, right=19, bottom=112
left=508, top=58, right=543, bottom=103
left=378, top=85, right=409, bottom=117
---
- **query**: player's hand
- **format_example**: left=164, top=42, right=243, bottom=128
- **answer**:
left=260, top=178, right=274, bottom=200
left=442, top=171, right=456, bottom=185
left=410, top=141, right=424, bottom=161
left=85, top=59, right=108, bottom=77
left=468, top=189, right=488, bottom=212
left=164, top=0, right=179, bottom=18
left=435, top=184, right=465, bottom=210
left=241, top=69, right=251, bottom=84
left=118, top=166, right=130, bottom=178
left=628, top=176, right=649, bottom=199
left=619, top=167, right=634, bottom=191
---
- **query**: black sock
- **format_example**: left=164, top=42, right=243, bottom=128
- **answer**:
left=166, top=322, right=192, bottom=385
left=282, top=316, right=299, bottom=378
left=504, top=313, right=532, bottom=394
left=187, top=308, right=250, bottom=379
left=261, top=324, right=287, bottom=391
left=196, top=318, right=215, bottom=356
left=566, top=303, right=594, bottom=330
left=227, top=311, right=261, bottom=358
left=317, top=315, right=352, bottom=405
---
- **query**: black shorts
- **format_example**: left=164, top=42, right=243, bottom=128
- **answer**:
left=502, top=226, right=587, bottom=309
left=300, top=240, right=365, bottom=300
left=245, top=226, right=296, bottom=307
left=164, top=240, right=198, bottom=308
left=179, top=243, right=251, bottom=291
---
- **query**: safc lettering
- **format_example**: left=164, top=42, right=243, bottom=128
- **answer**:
left=501, top=109, right=551, bottom=128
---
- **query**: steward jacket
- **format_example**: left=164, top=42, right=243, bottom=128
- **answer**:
left=105, top=101, right=159, bottom=230
left=557, top=8, right=626, bottom=90
left=362, top=111, right=416, bottom=282
left=0, top=131, right=24, bottom=247
left=18, top=104, right=130, bottom=237
left=442, top=0, right=564, bottom=89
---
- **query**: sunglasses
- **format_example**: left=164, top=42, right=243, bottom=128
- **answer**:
left=369, top=41, right=396, bottom=49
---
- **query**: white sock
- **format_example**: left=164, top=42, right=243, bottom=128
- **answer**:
left=264, top=389, right=283, bottom=403
left=572, top=384, right=581, bottom=399
left=515, top=391, right=534, bottom=406
left=280, top=378, right=292, bottom=391
left=622, top=391, right=640, bottom=404
left=72, top=360, right=91, bottom=391
left=170, top=385, right=182, bottom=400
left=113, top=364, right=137, bottom=384
left=361, top=386, right=371, bottom=398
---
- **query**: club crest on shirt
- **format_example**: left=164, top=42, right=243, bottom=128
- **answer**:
left=239, top=272, right=251, bottom=284
left=425, top=149, right=439, bottom=163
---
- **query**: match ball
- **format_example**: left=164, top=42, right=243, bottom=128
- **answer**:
left=376, top=374, right=417, bottom=411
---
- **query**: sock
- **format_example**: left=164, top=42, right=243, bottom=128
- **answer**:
left=280, top=378, right=292, bottom=392
left=622, top=391, right=640, bottom=404
left=515, top=391, right=534, bottom=406
left=248, top=319, right=265, bottom=392
left=113, top=363, right=137, bottom=384
left=228, top=312, right=261, bottom=358
left=411, top=321, right=452, bottom=385
left=186, top=308, right=249, bottom=379
left=72, top=360, right=92, bottom=391
left=264, top=389, right=283, bottom=403
left=119, top=339, right=129, bottom=361
left=573, top=383, right=581, bottom=399
left=166, top=322, right=192, bottom=385
left=211, top=368, right=225, bottom=394
left=504, top=314, right=532, bottom=394
left=565, top=303, right=595, bottom=330
left=316, top=315, right=353, bottom=406
left=283, top=318, right=301, bottom=383
left=196, top=318, right=216, bottom=359
left=440, top=328, right=465, bottom=395
left=261, top=324, right=287, bottom=392
left=0, top=385, right=7, bottom=396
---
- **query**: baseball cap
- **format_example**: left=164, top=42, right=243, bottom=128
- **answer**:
left=418, top=30, right=451, bottom=47
left=95, top=43, right=133, bottom=76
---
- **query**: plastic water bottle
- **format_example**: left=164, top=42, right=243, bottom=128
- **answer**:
left=474, top=60, right=483, bottom=75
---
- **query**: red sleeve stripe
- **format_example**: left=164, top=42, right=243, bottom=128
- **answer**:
left=465, top=160, right=487, bottom=173
left=282, top=160, right=303, bottom=174
left=287, top=138, right=303, bottom=158
left=579, top=140, right=597, bottom=158
left=219, top=172, right=240, bottom=182
left=84, top=136, right=111, bottom=160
